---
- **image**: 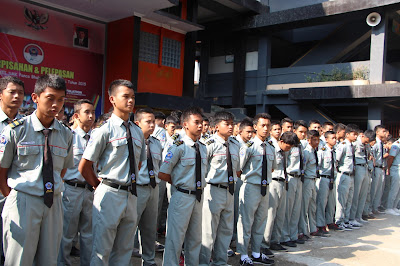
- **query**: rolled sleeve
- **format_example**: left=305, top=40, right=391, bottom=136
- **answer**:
left=0, top=127, right=16, bottom=168
left=160, top=145, right=181, bottom=175
left=83, top=128, right=107, bottom=163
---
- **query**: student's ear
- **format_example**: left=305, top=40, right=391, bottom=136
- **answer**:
left=134, top=121, right=140, bottom=127
left=109, top=95, right=115, bottom=106
left=32, top=93, right=39, bottom=104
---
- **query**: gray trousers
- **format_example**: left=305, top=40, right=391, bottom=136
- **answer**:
left=335, top=173, right=354, bottom=223
left=316, top=177, right=333, bottom=227
left=381, top=174, right=391, bottom=208
left=363, top=170, right=373, bottom=215
left=325, top=181, right=336, bottom=225
left=91, top=183, right=137, bottom=266
left=199, top=185, right=234, bottom=266
left=58, top=184, right=93, bottom=266
left=163, top=190, right=203, bottom=266
left=134, top=185, right=159, bottom=266
left=157, top=180, right=168, bottom=230
left=236, top=183, right=269, bottom=255
left=298, top=178, right=317, bottom=235
left=262, top=180, right=286, bottom=248
left=370, top=167, right=384, bottom=211
left=350, top=165, right=369, bottom=221
left=232, top=178, right=243, bottom=242
left=2, top=190, right=63, bottom=266
left=281, top=176, right=302, bottom=242
left=388, top=167, right=400, bottom=209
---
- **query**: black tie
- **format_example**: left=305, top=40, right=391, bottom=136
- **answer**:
left=42, top=129, right=54, bottom=208
left=364, top=146, right=368, bottom=165
left=380, top=141, right=384, bottom=165
left=194, top=142, right=202, bottom=202
left=123, top=121, right=137, bottom=196
left=225, top=141, right=234, bottom=195
left=281, top=150, right=288, bottom=191
left=146, top=139, right=156, bottom=188
left=314, top=148, right=320, bottom=178
left=84, top=134, right=90, bottom=143
left=330, top=149, right=335, bottom=190
left=299, top=144, right=304, bottom=183
left=351, top=143, right=356, bottom=175
left=261, top=143, right=268, bottom=196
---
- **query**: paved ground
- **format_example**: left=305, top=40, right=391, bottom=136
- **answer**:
left=72, top=213, right=400, bottom=265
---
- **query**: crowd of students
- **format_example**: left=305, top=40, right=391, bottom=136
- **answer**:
left=0, top=74, right=398, bottom=266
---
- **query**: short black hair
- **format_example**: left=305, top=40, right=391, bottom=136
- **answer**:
left=239, top=118, right=253, bottom=131
left=34, top=74, right=66, bottom=95
left=213, top=111, right=234, bottom=125
left=364, top=130, right=376, bottom=141
left=134, top=107, right=154, bottom=122
left=154, top=111, right=166, bottom=120
left=294, top=120, right=307, bottom=130
left=0, top=76, right=24, bottom=92
left=374, top=125, right=386, bottom=133
left=345, top=124, right=359, bottom=134
left=171, top=110, right=182, bottom=124
left=74, top=99, right=93, bottom=113
left=387, top=138, right=396, bottom=144
left=202, top=116, right=210, bottom=123
left=280, top=131, right=299, bottom=146
left=271, top=120, right=281, bottom=128
left=280, top=117, right=294, bottom=127
left=333, top=123, right=346, bottom=133
left=307, top=129, right=320, bottom=138
left=181, top=106, right=203, bottom=123
left=323, top=121, right=334, bottom=129
left=253, top=113, right=271, bottom=125
left=324, top=130, right=336, bottom=139
left=309, top=119, right=321, bottom=127
left=108, top=79, right=134, bottom=96
left=165, top=115, right=179, bottom=125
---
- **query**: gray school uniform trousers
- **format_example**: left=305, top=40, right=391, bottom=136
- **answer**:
left=388, top=167, right=400, bottom=209
left=370, top=167, right=384, bottom=211
left=281, top=176, right=302, bottom=242
left=316, top=177, right=333, bottom=227
left=350, top=165, right=369, bottom=221
left=325, top=182, right=336, bottom=225
left=298, top=178, right=317, bottom=235
left=335, top=173, right=354, bottom=223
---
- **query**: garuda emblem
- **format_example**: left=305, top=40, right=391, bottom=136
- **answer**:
left=24, top=7, right=49, bottom=31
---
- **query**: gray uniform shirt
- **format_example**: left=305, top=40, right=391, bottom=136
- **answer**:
left=159, top=134, right=207, bottom=191
left=0, top=112, right=73, bottom=196
left=239, top=136, right=275, bottom=184
left=0, top=108, right=23, bottom=133
left=64, top=126, right=91, bottom=183
left=372, top=138, right=385, bottom=167
left=204, top=134, right=240, bottom=185
left=83, top=113, right=146, bottom=185
left=354, top=138, right=368, bottom=165
left=286, top=144, right=304, bottom=175
left=271, top=143, right=287, bottom=179
left=318, top=145, right=337, bottom=176
left=303, top=144, right=318, bottom=179
left=335, top=139, right=355, bottom=173
left=389, top=140, right=400, bottom=169
left=235, top=135, right=246, bottom=147
left=152, top=125, right=167, bottom=148
left=137, top=136, right=163, bottom=185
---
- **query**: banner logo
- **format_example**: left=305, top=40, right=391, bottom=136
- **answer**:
left=24, top=7, right=49, bottom=31
left=23, top=44, right=44, bottom=65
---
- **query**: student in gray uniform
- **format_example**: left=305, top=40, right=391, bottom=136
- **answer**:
left=280, top=117, right=294, bottom=133
left=335, top=124, right=359, bottom=231
left=152, top=111, right=167, bottom=148
left=334, top=123, right=346, bottom=144
left=281, top=120, right=307, bottom=247
left=133, top=108, right=163, bottom=265
left=199, top=111, right=241, bottom=266
left=159, top=107, right=207, bottom=266
left=370, top=125, right=387, bottom=214
left=315, top=131, right=337, bottom=235
left=58, top=99, right=95, bottom=266
left=262, top=131, right=298, bottom=255
left=79, top=79, right=146, bottom=265
left=299, top=130, right=320, bottom=239
left=362, top=138, right=376, bottom=220
left=380, top=138, right=393, bottom=211
left=0, top=76, right=25, bottom=263
left=319, top=122, right=334, bottom=149
left=349, top=130, right=376, bottom=226
left=387, top=138, right=400, bottom=214
left=237, top=113, right=275, bottom=266
left=0, top=74, right=73, bottom=265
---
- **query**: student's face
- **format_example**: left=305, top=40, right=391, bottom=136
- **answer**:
left=202, top=121, right=210, bottom=133
left=109, top=86, right=135, bottom=114
left=165, top=123, right=176, bottom=136
left=32, top=87, right=65, bottom=120
left=270, top=124, right=282, bottom=140
left=216, top=119, right=233, bottom=138
left=137, top=113, right=155, bottom=136
left=295, top=126, right=307, bottom=140
left=337, top=129, right=345, bottom=139
left=346, top=131, right=358, bottom=142
left=75, top=103, right=95, bottom=128
left=240, top=126, right=254, bottom=142
left=281, top=122, right=293, bottom=133
left=326, top=134, right=337, bottom=147
left=254, top=118, right=270, bottom=139
left=55, top=108, right=65, bottom=121
left=233, top=123, right=240, bottom=136
left=184, top=114, right=203, bottom=138
left=361, top=135, right=370, bottom=145
left=308, top=136, right=320, bottom=149
left=309, top=123, right=321, bottom=132
left=155, top=118, right=164, bottom=127
left=279, top=141, right=292, bottom=152
left=323, top=125, right=334, bottom=133
left=0, top=82, right=24, bottom=110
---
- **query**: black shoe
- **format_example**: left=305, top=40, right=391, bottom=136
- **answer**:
left=378, top=206, right=386, bottom=212
left=281, top=241, right=297, bottom=247
left=227, top=248, right=235, bottom=257
left=240, top=257, right=254, bottom=265
left=155, top=241, right=164, bottom=252
left=260, top=247, right=274, bottom=257
left=295, top=239, right=305, bottom=244
left=70, top=246, right=80, bottom=257
left=251, top=254, right=275, bottom=265
left=270, top=243, right=287, bottom=252
left=361, top=215, right=369, bottom=221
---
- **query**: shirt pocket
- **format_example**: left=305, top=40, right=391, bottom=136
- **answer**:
left=152, top=153, right=162, bottom=166
left=111, top=138, right=128, bottom=158
left=17, top=145, right=40, bottom=169
left=181, top=158, right=195, bottom=167
left=51, top=146, right=68, bottom=171
left=133, top=139, right=142, bottom=161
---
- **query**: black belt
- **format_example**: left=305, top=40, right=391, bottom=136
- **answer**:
left=288, top=173, right=301, bottom=178
left=339, top=171, right=352, bottom=176
left=102, top=179, right=131, bottom=191
left=320, top=175, right=331, bottom=179
left=208, top=183, right=228, bottom=189
left=137, top=183, right=157, bottom=187
left=65, top=180, right=94, bottom=192
left=375, top=166, right=383, bottom=169
left=272, top=178, right=285, bottom=182
left=176, top=186, right=198, bottom=195
left=356, top=164, right=367, bottom=167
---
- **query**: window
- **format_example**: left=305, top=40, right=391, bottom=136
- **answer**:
left=139, top=32, right=159, bottom=64
left=162, top=37, right=181, bottom=69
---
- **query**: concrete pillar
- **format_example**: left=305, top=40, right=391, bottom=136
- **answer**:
left=368, top=102, right=383, bottom=130
left=256, top=36, right=271, bottom=92
left=369, top=13, right=388, bottom=84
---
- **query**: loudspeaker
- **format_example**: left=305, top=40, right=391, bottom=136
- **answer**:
left=366, top=12, right=381, bottom=27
